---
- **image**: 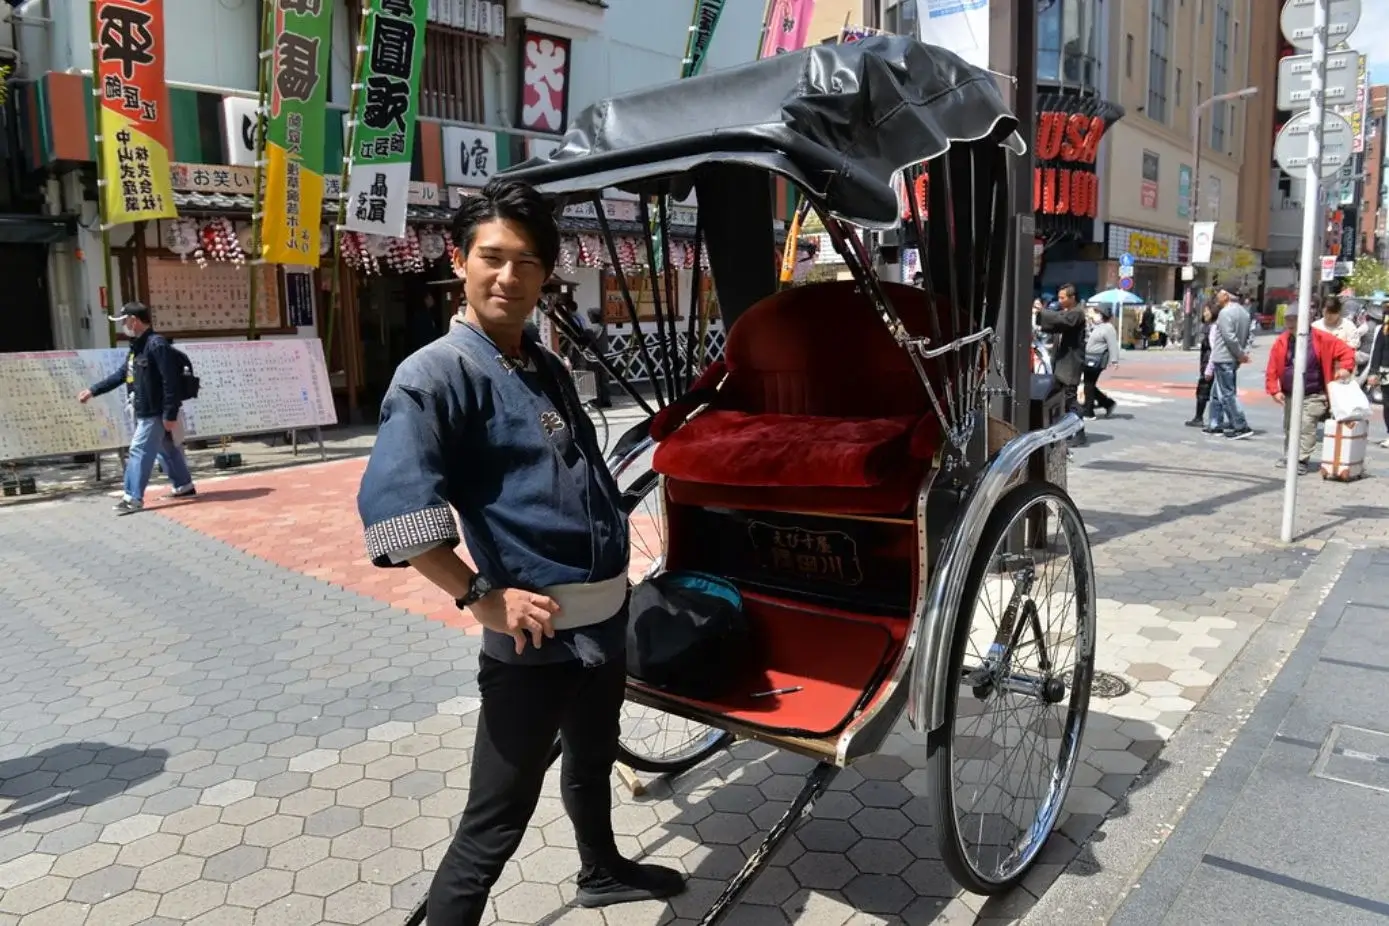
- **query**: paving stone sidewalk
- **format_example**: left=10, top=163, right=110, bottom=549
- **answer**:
left=0, top=403, right=1385, bottom=925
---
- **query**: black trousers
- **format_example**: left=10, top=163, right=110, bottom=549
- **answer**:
left=1194, top=378, right=1212, bottom=421
left=427, top=653, right=627, bottom=926
left=1081, top=366, right=1112, bottom=415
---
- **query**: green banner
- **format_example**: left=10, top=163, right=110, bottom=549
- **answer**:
left=342, top=0, right=427, bottom=238
left=262, top=0, right=333, bottom=265
left=681, top=0, right=727, bottom=79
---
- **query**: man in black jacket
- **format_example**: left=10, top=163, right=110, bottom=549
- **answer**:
left=78, top=302, right=196, bottom=514
left=1035, top=283, right=1089, bottom=447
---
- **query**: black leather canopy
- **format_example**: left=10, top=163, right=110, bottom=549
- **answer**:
left=501, top=35, right=1024, bottom=230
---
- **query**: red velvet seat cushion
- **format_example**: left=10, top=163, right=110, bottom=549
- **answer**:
left=652, top=411, right=919, bottom=488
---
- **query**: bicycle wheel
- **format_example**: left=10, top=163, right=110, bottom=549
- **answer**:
left=929, top=480, right=1096, bottom=894
left=586, top=401, right=610, bottom=455
left=609, top=438, right=733, bottom=775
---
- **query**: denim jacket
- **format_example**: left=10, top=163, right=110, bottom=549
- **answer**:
left=357, top=321, right=629, bottom=665
left=90, top=330, right=183, bottom=421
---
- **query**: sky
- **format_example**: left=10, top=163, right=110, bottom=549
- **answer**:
left=1349, top=17, right=1389, bottom=87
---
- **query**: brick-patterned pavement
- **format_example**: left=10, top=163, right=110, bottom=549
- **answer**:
left=3, top=352, right=1388, bottom=925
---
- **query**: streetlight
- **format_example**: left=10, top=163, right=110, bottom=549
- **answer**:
left=1183, top=85, right=1259, bottom=348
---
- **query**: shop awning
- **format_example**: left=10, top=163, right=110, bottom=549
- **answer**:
left=173, top=192, right=455, bottom=224
left=0, top=213, right=77, bottom=244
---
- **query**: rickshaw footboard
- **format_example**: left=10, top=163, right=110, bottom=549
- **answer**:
left=696, top=762, right=841, bottom=926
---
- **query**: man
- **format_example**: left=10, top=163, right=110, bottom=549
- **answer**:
left=1209, top=287, right=1254, bottom=440
left=1035, top=282, right=1088, bottom=446
left=1264, top=306, right=1355, bottom=475
left=356, top=177, right=684, bottom=926
left=1312, top=294, right=1362, bottom=352
left=78, top=302, right=196, bottom=515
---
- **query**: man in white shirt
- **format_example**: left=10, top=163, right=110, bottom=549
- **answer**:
left=1312, top=295, right=1361, bottom=351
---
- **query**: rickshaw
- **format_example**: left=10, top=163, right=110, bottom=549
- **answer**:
left=410, top=35, right=1096, bottom=925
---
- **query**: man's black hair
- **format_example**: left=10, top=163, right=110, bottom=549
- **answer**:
left=1058, top=283, right=1077, bottom=300
left=450, top=176, right=560, bottom=273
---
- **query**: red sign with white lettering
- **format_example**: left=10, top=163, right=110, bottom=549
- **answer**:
left=1033, top=110, right=1105, bottom=218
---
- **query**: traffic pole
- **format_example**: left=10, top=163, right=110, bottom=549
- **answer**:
left=1280, top=0, right=1328, bottom=543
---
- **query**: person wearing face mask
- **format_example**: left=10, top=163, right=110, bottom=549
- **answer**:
left=77, top=302, right=196, bottom=515
left=356, top=178, right=685, bottom=926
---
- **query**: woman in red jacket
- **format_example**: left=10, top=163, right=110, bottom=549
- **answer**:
left=1265, top=307, right=1357, bottom=473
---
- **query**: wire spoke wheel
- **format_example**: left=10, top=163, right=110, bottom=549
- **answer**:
left=609, top=438, right=732, bottom=775
left=929, top=481, right=1096, bottom=893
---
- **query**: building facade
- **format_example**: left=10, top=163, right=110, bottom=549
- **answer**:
left=7, top=0, right=762, bottom=418
left=1359, top=85, right=1387, bottom=262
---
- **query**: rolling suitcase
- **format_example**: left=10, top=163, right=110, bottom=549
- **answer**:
left=1321, top=418, right=1368, bottom=481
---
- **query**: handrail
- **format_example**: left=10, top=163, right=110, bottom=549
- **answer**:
left=906, top=410, right=1085, bottom=733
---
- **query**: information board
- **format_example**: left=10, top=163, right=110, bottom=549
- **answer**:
left=145, top=259, right=282, bottom=333
left=0, top=339, right=337, bottom=463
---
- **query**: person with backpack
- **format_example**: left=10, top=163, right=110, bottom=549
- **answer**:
left=78, top=301, right=197, bottom=514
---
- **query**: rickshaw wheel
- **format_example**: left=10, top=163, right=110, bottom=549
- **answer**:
left=609, top=441, right=733, bottom=776
left=928, top=480, right=1096, bottom=894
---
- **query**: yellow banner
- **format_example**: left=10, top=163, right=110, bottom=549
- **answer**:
left=98, top=103, right=177, bottom=225
left=261, top=143, right=324, bottom=265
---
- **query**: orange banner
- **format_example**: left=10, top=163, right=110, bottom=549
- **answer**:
left=94, top=0, right=177, bottom=224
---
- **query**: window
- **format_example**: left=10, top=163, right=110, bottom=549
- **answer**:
left=1147, top=0, right=1172, bottom=123
left=1126, top=34, right=1134, bottom=79
left=884, top=1, right=918, bottom=35
left=1060, top=0, right=1100, bottom=90
left=347, top=6, right=488, bottom=124
left=1211, top=0, right=1231, bottom=151
left=1176, top=67, right=1183, bottom=106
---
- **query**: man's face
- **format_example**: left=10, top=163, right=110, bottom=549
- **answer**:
left=453, top=218, right=549, bottom=329
left=1058, top=290, right=1075, bottom=308
left=1216, top=290, right=1230, bottom=307
left=123, top=317, right=148, bottom=338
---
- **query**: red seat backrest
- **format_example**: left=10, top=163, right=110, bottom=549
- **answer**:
left=718, top=281, right=958, bottom=418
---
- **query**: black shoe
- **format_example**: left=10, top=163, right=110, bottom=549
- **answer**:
left=1082, top=409, right=1096, bottom=419
left=576, top=859, right=686, bottom=909
left=1185, top=418, right=1204, bottom=428
left=162, top=485, right=197, bottom=500
left=1101, top=401, right=1116, bottom=418
left=1298, top=461, right=1310, bottom=475
left=1070, top=433, right=1089, bottom=448
left=113, top=498, right=144, bottom=516
left=1226, top=427, right=1254, bottom=440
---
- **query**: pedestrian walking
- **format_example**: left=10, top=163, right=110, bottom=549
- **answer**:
left=1312, top=295, right=1361, bottom=351
left=355, top=177, right=684, bottom=926
left=1081, top=303, right=1120, bottom=418
left=1366, top=314, right=1389, bottom=449
left=1264, top=307, right=1355, bottom=474
left=77, top=302, right=196, bottom=515
left=1187, top=303, right=1219, bottom=429
left=1035, top=282, right=1088, bottom=446
left=1209, top=287, right=1254, bottom=440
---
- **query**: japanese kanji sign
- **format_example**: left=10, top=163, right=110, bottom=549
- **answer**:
left=343, top=0, right=427, bottom=238
left=94, top=0, right=177, bottom=224
left=519, top=31, right=569, bottom=134
left=261, top=0, right=333, bottom=265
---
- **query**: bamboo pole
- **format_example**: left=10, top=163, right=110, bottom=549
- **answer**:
left=324, top=0, right=372, bottom=374
left=88, top=1, right=117, bottom=348
left=246, top=0, right=274, bottom=340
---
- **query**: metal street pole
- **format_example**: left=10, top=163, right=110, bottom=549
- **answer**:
left=1185, top=87, right=1259, bottom=348
left=1281, top=0, right=1328, bottom=543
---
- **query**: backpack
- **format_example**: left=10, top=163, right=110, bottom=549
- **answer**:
left=167, top=344, right=200, bottom=401
left=626, top=571, right=750, bottom=700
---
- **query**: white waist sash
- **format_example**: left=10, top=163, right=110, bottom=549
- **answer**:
left=542, top=572, right=628, bottom=631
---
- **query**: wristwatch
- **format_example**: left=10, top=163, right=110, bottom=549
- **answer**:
left=455, top=574, right=494, bottom=610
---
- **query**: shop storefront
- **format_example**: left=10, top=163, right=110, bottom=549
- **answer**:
left=1102, top=223, right=1189, bottom=304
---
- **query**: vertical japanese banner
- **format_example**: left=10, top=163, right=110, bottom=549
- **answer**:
left=758, top=0, right=814, bottom=58
left=262, top=0, right=333, bottom=265
left=93, top=0, right=177, bottom=224
left=680, top=0, right=727, bottom=79
left=343, top=0, right=427, bottom=239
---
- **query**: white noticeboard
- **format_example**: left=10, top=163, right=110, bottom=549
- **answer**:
left=1279, top=0, right=1362, bottom=51
left=0, top=339, right=337, bottom=464
left=1321, top=256, right=1336, bottom=282
left=1276, top=50, right=1360, bottom=110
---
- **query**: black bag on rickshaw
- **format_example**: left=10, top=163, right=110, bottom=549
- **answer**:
left=627, top=571, right=749, bottom=699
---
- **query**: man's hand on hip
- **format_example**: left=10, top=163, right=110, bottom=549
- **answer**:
left=470, top=588, right=560, bottom=655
